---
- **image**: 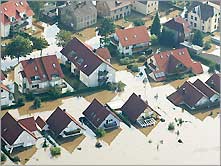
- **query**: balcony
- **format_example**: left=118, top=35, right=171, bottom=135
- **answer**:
left=63, top=128, right=81, bottom=136
left=104, top=121, right=118, bottom=129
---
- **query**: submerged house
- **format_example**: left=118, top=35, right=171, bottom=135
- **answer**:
left=46, top=107, right=85, bottom=138
left=61, top=37, right=116, bottom=87
left=205, top=73, right=220, bottom=93
left=146, top=48, right=203, bottom=81
left=167, top=78, right=220, bottom=110
left=121, top=93, right=160, bottom=127
left=83, top=99, right=120, bottom=130
left=1, top=112, right=37, bottom=153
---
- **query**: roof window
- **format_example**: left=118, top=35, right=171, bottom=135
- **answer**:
left=125, top=37, right=128, bottom=41
left=34, top=66, right=38, bottom=71
left=52, top=63, right=56, bottom=68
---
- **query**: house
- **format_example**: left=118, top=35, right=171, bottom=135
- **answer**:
left=41, top=3, right=58, bottom=24
left=95, top=47, right=112, bottom=62
left=131, top=1, right=158, bottom=15
left=121, top=93, right=159, bottom=127
left=184, top=1, right=220, bottom=32
left=1, top=71, right=14, bottom=107
left=164, top=16, right=191, bottom=43
left=14, top=55, right=68, bottom=94
left=35, top=116, right=48, bottom=131
left=113, top=26, right=150, bottom=56
left=0, top=0, right=34, bottom=37
left=206, top=73, right=220, bottom=93
left=18, top=117, right=38, bottom=135
left=146, top=48, right=203, bottom=81
left=167, top=79, right=220, bottom=110
left=83, top=99, right=120, bottom=130
left=46, top=107, right=85, bottom=138
left=61, top=37, right=116, bottom=87
left=96, top=0, right=131, bottom=20
left=59, top=1, right=97, bottom=31
left=1, top=112, right=37, bottom=153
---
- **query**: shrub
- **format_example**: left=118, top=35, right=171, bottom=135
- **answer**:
left=127, top=64, right=133, bottom=69
left=107, top=82, right=117, bottom=91
left=117, top=81, right=126, bottom=92
left=168, top=122, right=175, bottom=131
left=208, top=64, right=216, bottom=73
left=96, top=128, right=106, bottom=138
left=1, top=153, right=6, bottom=162
left=119, top=57, right=130, bottom=65
left=25, top=92, right=34, bottom=101
left=107, top=81, right=126, bottom=92
left=138, top=55, right=146, bottom=62
left=33, top=97, right=41, bottom=109
left=12, top=156, right=20, bottom=163
left=48, top=86, right=62, bottom=99
left=203, top=41, right=212, bottom=50
left=133, top=19, right=145, bottom=26
left=50, top=147, right=61, bottom=157
left=131, top=64, right=139, bottom=72
left=17, top=96, right=25, bottom=106
left=150, top=34, right=158, bottom=45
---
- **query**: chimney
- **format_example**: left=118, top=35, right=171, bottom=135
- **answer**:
left=63, top=109, right=66, bottom=112
left=138, top=95, right=141, bottom=98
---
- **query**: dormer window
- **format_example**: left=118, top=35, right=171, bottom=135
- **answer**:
left=52, top=63, right=56, bottom=68
left=15, top=2, right=19, bottom=6
left=20, top=2, right=23, bottom=6
left=125, top=37, right=128, bottom=41
left=4, top=7, right=7, bottom=11
left=34, top=66, right=38, bottom=71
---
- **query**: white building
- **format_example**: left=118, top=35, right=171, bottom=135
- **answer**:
left=185, top=1, right=220, bottom=33
left=0, top=0, right=34, bottom=37
left=114, top=26, right=150, bottom=56
left=46, top=107, right=85, bottom=138
left=131, top=1, right=158, bottom=15
left=83, top=99, right=120, bottom=130
left=14, top=55, right=69, bottom=94
left=61, top=37, right=116, bottom=87
left=1, top=113, right=37, bottom=153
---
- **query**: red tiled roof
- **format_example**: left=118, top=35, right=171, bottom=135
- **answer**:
left=83, top=99, right=120, bottom=128
left=0, top=0, right=34, bottom=25
left=1, top=83, right=10, bottom=92
left=46, top=107, right=84, bottom=136
left=20, top=55, right=64, bottom=84
left=153, top=48, right=203, bottom=75
left=116, top=26, right=150, bottom=47
left=121, top=93, right=148, bottom=122
left=18, top=117, right=38, bottom=132
left=61, top=37, right=116, bottom=76
left=35, top=116, right=46, bottom=129
left=96, top=48, right=112, bottom=60
left=193, top=79, right=218, bottom=98
left=1, top=112, right=36, bottom=146
left=206, top=73, right=220, bottom=93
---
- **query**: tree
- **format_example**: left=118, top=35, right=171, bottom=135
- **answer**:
left=28, top=2, right=45, bottom=20
left=50, top=147, right=61, bottom=157
left=168, top=122, right=175, bottom=131
left=1, top=153, right=6, bottom=162
left=32, top=37, right=49, bottom=56
left=160, top=27, right=176, bottom=47
left=192, top=30, right=203, bottom=47
left=48, top=86, right=62, bottom=99
left=133, top=19, right=145, bottom=26
left=96, top=128, right=106, bottom=138
left=56, top=30, right=73, bottom=47
left=150, top=34, right=158, bottom=45
left=33, top=97, right=41, bottom=109
left=5, top=35, right=32, bottom=62
left=96, top=18, right=115, bottom=47
left=17, top=96, right=25, bottom=107
left=208, top=64, right=216, bottom=73
left=150, top=12, right=161, bottom=37
left=203, top=41, right=212, bottom=50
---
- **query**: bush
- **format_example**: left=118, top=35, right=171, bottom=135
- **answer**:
left=25, top=92, right=34, bottom=101
left=48, top=86, right=62, bottom=99
left=133, top=19, right=145, bottom=26
left=131, top=64, right=139, bottom=72
left=1, top=153, right=6, bottom=162
left=33, top=97, right=41, bottom=109
left=119, top=57, right=130, bottom=65
left=17, top=96, right=25, bottom=106
left=168, top=122, right=175, bottom=131
left=107, top=81, right=126, bottom=92
left=12, top=156, right=20, bottom=163
left=127, top=64, right=133, bottom=69
left=117, top=81, right=126, bottom=92
left=150, top=34, right=158, bottom=45
left=203, top=41, right=212, bottom=50
left=96, top=128, right=106, bottom=138
left=50, top=147, right=61, bottom=157
left=208, top=64, right=216, bottom=73
left=138, top=55, right=146, bottom=62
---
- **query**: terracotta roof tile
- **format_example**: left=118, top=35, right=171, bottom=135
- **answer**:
left=96, top=48, right=112, bottom=60
left=35, top=116, right=46, bottom=129
left=116, top=26, right=150, bottom=47
left=18, top=117, right=38, bottom=132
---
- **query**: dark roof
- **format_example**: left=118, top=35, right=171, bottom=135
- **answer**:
left=61, top=38, right=108, bottom=76
left=193, top=79, right=218, bottom=98
left=35, top=116, right=46, bottom=129
left=83, top=99, right=120, bottom=128
left=121, top=93, right=148, bottom=122
left=18, top=117, right=38, bottom=132
left=1, top=112, right=36, bottom=145
left=46, top=107, right=84, bottom=136
left=206, top=73, right=220, bottom=93
left=20, top=55, right=64, bottom=83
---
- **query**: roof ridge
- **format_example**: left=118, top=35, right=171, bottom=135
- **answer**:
left=186, top=81, right=208, bottom=98
left=194, top=78, right=219, bottom=95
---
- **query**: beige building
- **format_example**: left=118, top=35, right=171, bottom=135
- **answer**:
left=185, top=1, right=220, bottom=33
left=59, top=1, right=97, bottom=31
left=96, top=1, right=131, bottom=20
left=131, top=1, right=158, bottom=15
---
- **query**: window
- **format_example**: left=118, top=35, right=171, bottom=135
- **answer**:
left=120, top=8, right=122, bottom=11
left=191, top=15, right=193, bottom=19
left=126, top=6, right=128, bottom=9
left=32, top=84, right=39, bottom=89
left=195, top=17, right=197, bottom=21
left=202, top=26, right=204, bottom=30
left=194, top=23, right=196, bottom=27
left=1, top=89, right=3, bottom=92
left=190, top=21, right=193, bottom=25
left=126, top=46, right=129, bottom=49
left=214, top=25, right=216, bottom=29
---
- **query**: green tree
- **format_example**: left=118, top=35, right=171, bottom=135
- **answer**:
left=32, top=37, right=49, bottom=56
left=50, top=147, right=61, bottom=157
left=192, top=30, right=203, bottom=47
left=96, top=18, right=115, bottom=47
left=28, top=2, right=45, bottom=20
left=203, top=41, right=212, bottom=50
left=160, top=27, right=176, bottom=47
left=33, top=97, right=41, bottom=109
left=5, top=35, right=32, bottom=62
left=96, top=128, right=106, bottom=138
left=150, top=12, right=161, bottom=37
left=48, top=86, right=62, bottom=99
left=56, top=30, right=73, bottom=47
left=133, top=19, right=145, bottom=26
left=208, top=64, right=216, bottom=73
left=1, top=153, right=6, bottom=162
left=150, top=34, right=158, bottom=45
left=17, top=96, right=25, bottom=106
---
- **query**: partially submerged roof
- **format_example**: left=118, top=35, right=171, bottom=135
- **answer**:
left=206, top=73, right=221, bottom=93
left=46, top=107, right=84, bottom=136
left=1, top=112, right=36, bottom=146
left=116, top=26, right=150, bottom=47
left=121, top=93, right=148, bottom=122
left=83, top=99, right=120, bottom=128
left=18, top=117, right=38, bottom=133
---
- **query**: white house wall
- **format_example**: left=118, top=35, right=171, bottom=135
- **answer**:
left=98, top=114, right=120, bottom=129
left=1, top=23, right=10, bottom=37
left=13, top=131, right=36, bottom=148
left=60, top=121, right=83, bottom=137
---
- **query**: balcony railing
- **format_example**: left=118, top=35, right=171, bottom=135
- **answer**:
left=104, top=122, right=117, bottom=129
left=63, top=128, right=81, bottom=136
